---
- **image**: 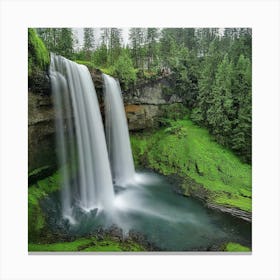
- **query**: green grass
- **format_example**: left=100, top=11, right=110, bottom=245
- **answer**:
left=130, top=116, right=252, bottom=212
left=224, top=242, right=251, bottom=252
left=29, top=236, right=145, bottom=252
left=74, top=60, right=95, bottom=69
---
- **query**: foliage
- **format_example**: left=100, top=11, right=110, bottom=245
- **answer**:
left=29, top=236, right=145, bottom=252
left=130, top=117, right=252, bottom=212
left=74, top=60, right=95, bottom=69
left=159, top=103, right=189, bottom=121
left=100, top=28, right=123, bottom=65
left=112, top=50, right=136, bottom=89
left=190, top=30, right=252, bottom=162
left=28, top=28, right=50, bottom=77
left=92, top=43, right=108, bottom=67
left=224, top=242, right=251, bottom=252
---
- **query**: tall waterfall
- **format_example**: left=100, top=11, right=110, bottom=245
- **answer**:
left=103, top=74, right=135, bottom=186
left=50, top=54, right=114, bottom=218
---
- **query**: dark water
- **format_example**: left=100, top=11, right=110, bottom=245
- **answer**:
left=42, top=171, right=251, bottom=251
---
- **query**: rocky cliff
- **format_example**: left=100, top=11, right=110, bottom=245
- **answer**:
left=123, top=78, right=183, bottom=131
left=28, top=90, right=57, bottom=179
left=28, top=71, right=180, bottom=176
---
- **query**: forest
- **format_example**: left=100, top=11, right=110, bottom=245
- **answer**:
left=32, top=27, right=252, bottom=163
left=28, top=27, right=252, bottom=252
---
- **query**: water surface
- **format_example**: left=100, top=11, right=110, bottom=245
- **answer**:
left=42, top=171, right=251, bottom=251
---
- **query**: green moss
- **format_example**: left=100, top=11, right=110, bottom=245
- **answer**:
left=131, top=116, right=252, bottom=212
left=28, top=171, right=62, bottom=242
left=28, top=165, right=57, bottom=185
left=74, top=60, right=95, bottom=69
left=28, top=28, right=50, bottom=77
left=100, top=67, right=114, bottom=76
left=130, top=136, right=149, bottom=167
left=224, top=242, right=251, bottom=252
left=29, top=236, right=145, bottom=252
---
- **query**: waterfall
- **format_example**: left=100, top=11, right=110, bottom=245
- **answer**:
left=50, top=54, right=114, bottom=219
left=103, top=74, right=135, bottom=186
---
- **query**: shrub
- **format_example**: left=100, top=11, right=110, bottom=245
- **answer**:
left=112, top=52, right=136, bottom=89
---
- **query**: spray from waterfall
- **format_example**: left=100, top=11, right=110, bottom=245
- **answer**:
left=103, top=74, right=135, bottom=186
left=50, top=54, right=114, bottom=219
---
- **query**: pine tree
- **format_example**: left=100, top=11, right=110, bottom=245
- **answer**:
left=129, top=28, right=146, bottom=68
left=109, top=28, right=122, bottom=64
left=146, top=28, right=159, bottom=70
left=206, top=55, right=234, bottom=145
left=83, top=28, right=95, bottom=60
left=231, top=54, right=252, bottom=162
left=191, top=38, right=223, bottom=125
left=57, top=28, right=74, bottom=58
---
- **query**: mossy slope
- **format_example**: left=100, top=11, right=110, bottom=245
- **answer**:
left=28, top=28, right=50, bottom=78
left=130, top=117, right=252, bottom=212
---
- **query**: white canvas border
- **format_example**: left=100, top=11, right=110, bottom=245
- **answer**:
left=0, top=0, right=280, bottom=279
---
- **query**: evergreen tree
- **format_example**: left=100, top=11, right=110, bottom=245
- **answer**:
left=191, top=38, right=223, bottom=125
left=206, top=55, right=234, bottom=145
left=83, top=28, right=95, bottom=60
left=100, top=28, right=110, bottom=47
left=231, top=54, right=252, bottom=161
left=146, top=28, right=159, bottom=70
left=109, top=28, right=122, bottom=64
left=129, top=28, right=146, bottom=68
left=57, top=28, right=74, bottom=58
left=92, top=43, right=108, bottom=67
left=112, top=49, right=136, bottom=89
left=196, top=28, right=220, bottom=56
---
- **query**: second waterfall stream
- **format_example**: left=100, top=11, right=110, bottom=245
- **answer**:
left=103, top=74, right=135, bottom=186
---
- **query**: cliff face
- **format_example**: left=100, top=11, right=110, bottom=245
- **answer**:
left=28, top=91, right=56, bottom=174
left=28, top=72, right=181, bottom=175
left=123, top=79, right=183, bottom=131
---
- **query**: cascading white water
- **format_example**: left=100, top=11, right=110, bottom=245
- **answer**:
left=50, top=54, right=114, bottom=218
left=103, top=74, right=135, bottom=186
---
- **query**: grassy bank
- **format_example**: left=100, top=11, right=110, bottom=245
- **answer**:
left=29, top=236, right=145, bottom=252
left=223, top=242, right=251, bottom=252
left=130, top=116, right=252, bottom=213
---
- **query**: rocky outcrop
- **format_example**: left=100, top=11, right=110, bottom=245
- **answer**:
left=207, top=203, right=252, bottom=222
left=125, top=104, right=160, bottom=131
left=28, top=91, right=56, bottom=174
left=123, top=79, right=183, bottom=131
left=123, top=79, right=182, bottom=105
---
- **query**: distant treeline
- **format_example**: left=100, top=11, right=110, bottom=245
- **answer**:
left=35, top=28, right=252, bottom=163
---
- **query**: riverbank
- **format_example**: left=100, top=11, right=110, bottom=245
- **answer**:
left=130, top=116, right=252, bottom=222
